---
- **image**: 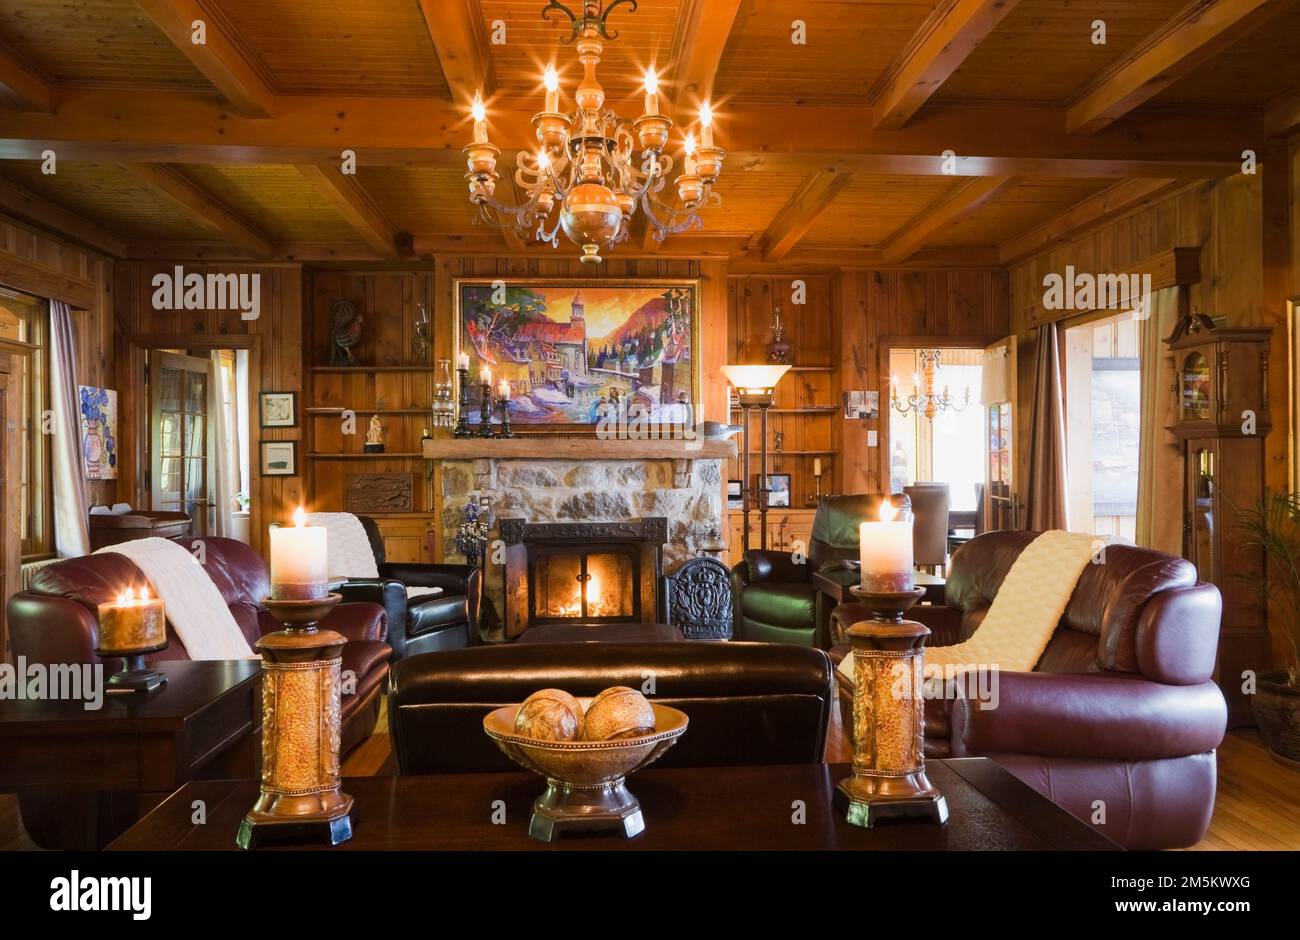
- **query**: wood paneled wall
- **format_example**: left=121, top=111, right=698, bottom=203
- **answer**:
left=839, top=269, right=1011, bottom=494
left=114, top=262, right=304, bottom=557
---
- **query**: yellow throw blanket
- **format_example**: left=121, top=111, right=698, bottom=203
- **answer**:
left=837, top=530, right=1097, bottom=682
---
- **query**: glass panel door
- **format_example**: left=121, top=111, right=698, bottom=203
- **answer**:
left=150, top=352, right=212, bottom=536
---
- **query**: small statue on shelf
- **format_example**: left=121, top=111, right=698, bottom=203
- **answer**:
left=363, top=414, right=385, bottom=453
left=767, top=300, right=791, bottom=364
left=330, top=299, right=364, bottom=365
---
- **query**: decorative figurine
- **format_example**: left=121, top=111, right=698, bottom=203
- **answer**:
left=363, top=414, right=385, bottom=453
left=767, top=300, right=791, bottom=364
left=329, top=299, right=363, bottom=365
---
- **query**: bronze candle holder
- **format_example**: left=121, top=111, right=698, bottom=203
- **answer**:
left=498, top=396, right=515, bottom=438
left=94, top=644, right=169, bottom=694
left=237, top=592, right=353, bottom=849
left=834, top=585, right=948, bottom=828
left=477, top=382, right=494, bottom=438
left=95, top=594, right=169, bottom=693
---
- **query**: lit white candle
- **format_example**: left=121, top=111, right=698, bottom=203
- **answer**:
left=544, top=64, right=560, bottom=113
left=813, top=458, right=822, bottom=477
left=269, top=506, right=329, bottom=601
left=481, top=366, right=492, bottom=387
left=859, top=498, right=914, bottom=593
left=683, top=132, right=697, bottom=175
left=471, top=91, right=488, bottom=144
left=700, top=100, right=714, bottom=148
left=643, top=68, right=659, bottom=115
left=498, top=378, right=510, bottom=399
left=456, top=351, right=470, bottom=370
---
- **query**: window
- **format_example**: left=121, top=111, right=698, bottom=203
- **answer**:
left=1063, top=313, right=1141, bottom=540
left=0, top=290, right=53, bottom=559
left=888, top=348, right=984, bottom=512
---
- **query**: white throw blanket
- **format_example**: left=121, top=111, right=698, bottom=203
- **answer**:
left=838, top=530, right=1097, bottom=682
left=96, top=537, right=255, bottom=660
left=306, top=512, right=442, bottom=600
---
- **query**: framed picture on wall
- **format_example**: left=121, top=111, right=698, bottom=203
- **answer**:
left=260, top=391, right=297, bottom=427
left=78, top=385, right=118, bottom=480
left=260, top=440, right=298, bottom=476
left=727, top=479, right=744, bottom=509
left=455, top=278, right=700, bottom=434
left=758, top=473, right=791, bottom=508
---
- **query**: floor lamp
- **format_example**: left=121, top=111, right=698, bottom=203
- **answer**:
left=722, top=364, right=791, bottom=554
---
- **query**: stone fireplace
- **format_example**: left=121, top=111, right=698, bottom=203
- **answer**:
left=501, top=517, right=666, bottom=633
left=425, top=438, right=735, bottom=640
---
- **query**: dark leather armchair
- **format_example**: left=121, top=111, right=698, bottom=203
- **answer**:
left=335, top=515, right=481, bottom=660
left=388, top=642, right=834, bottom=774
left=832, top=530, right=1227, bottom=849
left=731, top=493, right=908, bottom=647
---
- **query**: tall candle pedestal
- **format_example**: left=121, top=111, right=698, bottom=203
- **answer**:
left=477, top=383, right=494, bottom=438
left=237, top=593, right=353, bottom=849
left=453, top=367, right=472, bottom=438
left=834, top=585, right=947, bottom=828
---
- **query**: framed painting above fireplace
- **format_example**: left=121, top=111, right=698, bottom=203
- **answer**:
left=455, top=279, right=700, bottom=433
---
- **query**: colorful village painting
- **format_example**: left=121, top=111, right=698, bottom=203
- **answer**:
left=457, top=282, right=697, bottom=427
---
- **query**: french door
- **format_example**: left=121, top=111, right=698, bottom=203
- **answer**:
left=983, top=336, right=1019, bottom=530
left=150, top=352, right=212, bottom=537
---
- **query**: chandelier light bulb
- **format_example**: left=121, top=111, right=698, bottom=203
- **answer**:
left=700, top=100, right=715, bottom=147
left=684, top=132, right=697, bottom=156
left=471, top=92, right=486, bottom=123
left=644, top=68, right=659, bottom=94
left=543, top=63, right=560, bottom=111
left=537, top=149, right=550, bottom=169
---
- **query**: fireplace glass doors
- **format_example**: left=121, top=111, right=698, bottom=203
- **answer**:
left=531, top=547, right=638, bottom=623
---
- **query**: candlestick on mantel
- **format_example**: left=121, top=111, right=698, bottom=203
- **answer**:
left=269, top=507, right=329, bottom=600
left=859, top=498, right=914, bottom=593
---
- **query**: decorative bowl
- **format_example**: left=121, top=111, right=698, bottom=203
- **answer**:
left=483, top=701, right=688, bottom=841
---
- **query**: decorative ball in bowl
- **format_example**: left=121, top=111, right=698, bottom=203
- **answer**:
left=483, top=687, right=688, bottom=842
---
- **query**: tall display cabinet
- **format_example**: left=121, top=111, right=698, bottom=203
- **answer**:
left=1167, top=318, right=1272, bottom=727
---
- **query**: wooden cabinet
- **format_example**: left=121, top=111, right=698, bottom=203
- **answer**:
left=1167, top=322, right=1272, bottom=728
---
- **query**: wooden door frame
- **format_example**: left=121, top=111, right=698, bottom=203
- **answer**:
left=123, top=333, right=261, bottom=549
left=876, top=334, right=1000, bottom=497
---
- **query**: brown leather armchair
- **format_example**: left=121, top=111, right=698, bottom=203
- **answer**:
left=832, top=530, right=1226, bottom=849
left=7, top=537, right=391, bottom=755
left=388, top=642, right=834, bottom=774
left=731, top=493, right=908, bottom=647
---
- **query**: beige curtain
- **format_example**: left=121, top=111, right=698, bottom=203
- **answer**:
left=49, top=301, right=90, bottom=556
left=1027, top=321, right=1068, bottom=531
left=209, top=352, right=235, bottom=537
left=1135, top=288, right=1184, bottom=555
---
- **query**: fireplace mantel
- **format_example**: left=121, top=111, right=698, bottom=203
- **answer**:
left=422, top=438, right=736, bottom=461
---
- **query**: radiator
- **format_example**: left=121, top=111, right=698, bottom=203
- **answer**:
left=19, top=557, right=63, bottom=591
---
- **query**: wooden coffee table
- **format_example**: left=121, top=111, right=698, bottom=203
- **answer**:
left=108, top=758, right=1117, bottom=851
left=0, top=659, right=261, bottom=849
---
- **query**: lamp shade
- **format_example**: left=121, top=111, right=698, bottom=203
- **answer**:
left=721, top=363, right=791, bottom=392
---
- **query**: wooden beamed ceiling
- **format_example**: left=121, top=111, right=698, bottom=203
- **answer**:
left=0, top=0, right=1288, bottom=264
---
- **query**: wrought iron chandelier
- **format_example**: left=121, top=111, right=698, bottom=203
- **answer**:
left=462, top=0, right=725, bottom=264
left=890, top=349, right=972, bottom=420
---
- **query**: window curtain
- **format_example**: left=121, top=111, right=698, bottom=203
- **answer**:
left=1135, top=288, right=1184, bottom=555
left=209, top=352, right=234, bottom=538
left=48, top=301, right=90, bottom=556
left=1026, top=321, right=1069, bottom=531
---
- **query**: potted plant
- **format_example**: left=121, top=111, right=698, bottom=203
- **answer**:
left=1236, top=491, right=1300, bottom=765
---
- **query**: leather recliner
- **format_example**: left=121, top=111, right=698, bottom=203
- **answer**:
left=335, top=515, right=482, bottom=659
left=832, top=529, right=1227, bottom=850
left=6, top=536, right=392, bottom=755
left=731, top=493, right=908, bottom=647
left=388, top=641, right=834, bottom=774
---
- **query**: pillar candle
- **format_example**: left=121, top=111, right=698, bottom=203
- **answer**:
left=96, top=586, right=166, bottom=652
left=813, top=458, right=823, bottom=477
left=498, top=378, right=510, bottom=400
left=482, top=366, right=492, bottom=387
left=859, top=498, right=914, bottom=593
left=456, top=352, right=470, bottom=370
left=269, top=507, right=329, bottom=600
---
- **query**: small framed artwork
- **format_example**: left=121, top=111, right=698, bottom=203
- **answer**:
left=727, top=479, right=744, bottom=510
left=260, top=391, right=297, bottom=428
left=260, top=440, right=298, bottom=476
left=843, top=390, right=880, bottom=420
left=758, top=473, right=792, bottom=508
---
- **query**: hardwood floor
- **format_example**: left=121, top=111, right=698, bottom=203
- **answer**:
left=3, top=703, right=1297, bottom=851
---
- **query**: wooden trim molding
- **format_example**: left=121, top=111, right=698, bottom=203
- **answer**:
left=1022, top=246, right=1202, bottom=324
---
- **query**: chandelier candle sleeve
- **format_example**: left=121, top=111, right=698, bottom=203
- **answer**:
left=859, top=499, right=914, bottom=593
left=700, top=101, right=714, bottom=148
left=96, top=587, right=166, bottom=653
left=544, top=64, right=560, bottom=112
left=643, top=68, right=659, bottom=114
left=269, top=507, right=329, bottom=601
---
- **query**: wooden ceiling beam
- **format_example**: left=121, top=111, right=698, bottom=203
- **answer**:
left=0, top=176, right=125, bottom=256
left=668, top=0, right=743, bottom=107
left=879, top=176, right=1015, bottom=264
left=998, top=178, right=1187, bottom=264
left=759, top=167, right=855, bottom=261
left=871, top=0, right=1020, bottom=129
left=0, top=46, right=50, bottom=112
left=134, top=0, right=275, bottom=118
left=1067, top=0, right=1300, bottom=135
left=0, top=89, right=1252, bottom=176
left=418, top=0, right=495, bottom=105
left=1265, top=89, right=1300, bottom=139
left=117, top=163, right=273, bottom=256
left=296, top=164, right=402, bottom=259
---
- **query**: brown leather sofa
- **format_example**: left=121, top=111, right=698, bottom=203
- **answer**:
left=388, top=642, right=834, bottom=774
left=7, top=537, right=391, bottom=755
left=832, top=530, right=1227, bottom=850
